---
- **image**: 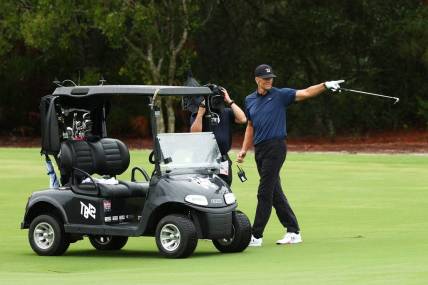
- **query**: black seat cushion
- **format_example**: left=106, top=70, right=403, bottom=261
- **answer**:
left=77, top=181, right=149, bottom=198
left=97, top=183, right=133, bottom=198
left=78, top=182, right=131, bottom=198
left=119, top=181, right=149, bottom=197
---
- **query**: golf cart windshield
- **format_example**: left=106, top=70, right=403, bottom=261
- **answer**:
left=157, top=133, right=221, bottom=173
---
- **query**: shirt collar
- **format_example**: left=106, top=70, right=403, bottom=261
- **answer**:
left=256, top=89, right=270, bottom=97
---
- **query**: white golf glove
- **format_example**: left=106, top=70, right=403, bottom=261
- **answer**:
left=324, top=80, right=345, bottom=92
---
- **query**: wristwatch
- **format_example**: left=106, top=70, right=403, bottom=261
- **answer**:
left=227, top=100, right=235, bottom=107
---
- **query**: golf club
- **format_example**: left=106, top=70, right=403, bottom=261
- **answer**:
left=339, top=88, right=400, bottom=104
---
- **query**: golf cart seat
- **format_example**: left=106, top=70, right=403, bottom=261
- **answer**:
left=60, top=138, right=149, bottom=198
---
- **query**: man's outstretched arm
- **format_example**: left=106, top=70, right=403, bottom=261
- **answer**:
left=296, top=80, right=344, bottom=101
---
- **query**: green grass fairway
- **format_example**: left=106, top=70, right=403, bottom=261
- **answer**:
left=1, top=148, right=427, bottom=285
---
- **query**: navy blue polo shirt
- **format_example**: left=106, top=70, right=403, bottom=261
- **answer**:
left=245, top=87, right=296, bottom=145
left=190, top=108, right=234, bottom=155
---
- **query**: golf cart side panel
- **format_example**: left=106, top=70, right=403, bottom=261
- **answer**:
left=23, top=189, right=111, bottom=227
left=23, top=189, right=141, bottom=228
left=22, top=189, right=72, bottom=228
left=29, top=189, right=107, bottom=225
left=62, top=195, right=146, bottom=237
left=62, top=194, right=144, bottom=226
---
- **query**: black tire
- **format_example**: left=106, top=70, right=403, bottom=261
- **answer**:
left=88, top=235, right=128, bottom=250
left=155, top=214, right=198, bottom=258
left=28, top=214, right=70, bottom=256
left=212, top=211, right=251, bottom=253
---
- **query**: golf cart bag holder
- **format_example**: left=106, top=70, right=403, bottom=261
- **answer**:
left=40, top=94, right=111, bottom=156
left=40, top=95, right=61, bottom=155
left=60, top=138, right=148, bottom=198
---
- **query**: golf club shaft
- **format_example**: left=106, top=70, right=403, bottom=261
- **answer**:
left=340, top=88, right=399, bottom=103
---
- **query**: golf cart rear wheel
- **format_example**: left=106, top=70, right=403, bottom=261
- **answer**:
left=212, top=211, right=251, bottom=253
left=89, top=235, right=128, bottom=250
left=155, top=214, right=198, bottom=258
left=29, top=214, right=70, bottom=256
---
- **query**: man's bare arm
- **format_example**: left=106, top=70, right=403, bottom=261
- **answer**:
left=237, top=121, right=254, bottom=163
left=190, top=106, right=205, bottom=132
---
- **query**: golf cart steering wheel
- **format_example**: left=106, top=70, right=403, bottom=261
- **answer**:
left=131, top=167, right=150, bottom=182
left=149, top=151, right=156, bottom=164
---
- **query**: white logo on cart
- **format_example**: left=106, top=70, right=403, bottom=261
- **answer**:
left=80, top=201, right=96, bottom=219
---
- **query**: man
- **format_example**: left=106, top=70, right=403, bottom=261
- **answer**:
left=237, top=64, right=343, bottom=246
left=191, top=87, right=247, bottom=185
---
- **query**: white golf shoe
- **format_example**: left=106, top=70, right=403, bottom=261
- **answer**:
left=276, top=232, right=303, bottom=245
left=249, top=235, right=263, bottom=247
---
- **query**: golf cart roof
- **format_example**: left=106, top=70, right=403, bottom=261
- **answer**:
left=52, top=85, right=213, bottom=97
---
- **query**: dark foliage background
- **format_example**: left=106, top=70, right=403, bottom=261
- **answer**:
left=0, top=0, right=427, bottom=138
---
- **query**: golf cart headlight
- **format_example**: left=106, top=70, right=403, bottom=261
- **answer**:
left=224, top=193, right=236, bottom=205
left=185, top=195, right=208, bottom=206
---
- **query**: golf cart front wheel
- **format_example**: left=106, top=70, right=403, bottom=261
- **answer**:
left=89, top=235, right=128, bottom=250
left=212, top=211, right=251, bottom=253
left=28, top=214, right=70, bottom=256
left=155, top=214, right=198, bottom=258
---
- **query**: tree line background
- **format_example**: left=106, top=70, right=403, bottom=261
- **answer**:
left=0, top=0, right=427, bottom=139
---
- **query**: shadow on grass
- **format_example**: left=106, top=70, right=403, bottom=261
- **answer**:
left=22, top=249, right=226, bottom=259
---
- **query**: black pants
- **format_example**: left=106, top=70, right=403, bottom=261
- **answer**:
left=252, top=139, right=300, bottom=238
left=218, top=154, right=232, bottom=186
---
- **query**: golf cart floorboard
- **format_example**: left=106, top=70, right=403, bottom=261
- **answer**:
left=64, top=223, right=140, bottom=237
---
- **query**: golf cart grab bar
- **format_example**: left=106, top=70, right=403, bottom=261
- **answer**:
left=71, top=167, right=100, bottom=196
left=131, top=167, right=150, bottom=182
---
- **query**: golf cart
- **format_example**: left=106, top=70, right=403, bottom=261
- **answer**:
left=21, top=84, right=251, bottom=258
